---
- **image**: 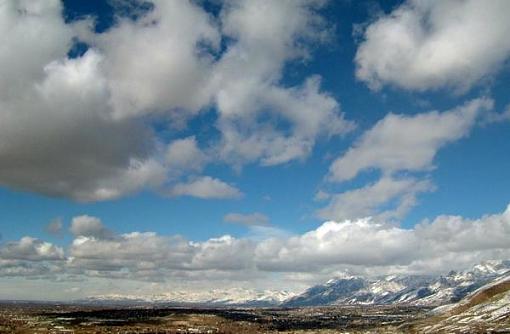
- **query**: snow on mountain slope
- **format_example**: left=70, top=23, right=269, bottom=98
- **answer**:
left=284, top=260, right=510, bottom=307
left=410, top=274, right=510, bottom=333
left=84, top=288, right=296, bottom=307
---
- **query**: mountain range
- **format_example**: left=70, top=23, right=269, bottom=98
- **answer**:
left=284, top=260, right=510, bottom=307
left=84, top=260, right=510, bottom=308
left=82, top=288, right=295, bottom=307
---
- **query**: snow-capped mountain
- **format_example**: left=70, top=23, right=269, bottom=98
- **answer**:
left=284, top=260, right=510, bottom=307
left=82, top=260, right=510, bottom=307
left=83, top=288, right=295, bottom=307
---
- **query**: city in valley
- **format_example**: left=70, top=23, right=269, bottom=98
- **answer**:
left=0, top=303, right=431, bottom=334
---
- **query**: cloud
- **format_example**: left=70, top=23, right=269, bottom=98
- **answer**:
left=188, top=236, right=256, bottom=271
left=0, top=1, right=207, bottom=201
left=91, top=0, right=353, bottom=168
left=62, top=203, right=510, bottom=277
left=46, top=218, right=63, bottom=236
left=0, top=237, right=64, bottom=261
left=165, top=136, right=207, bottom=173
left=255, top=219, right=416, bottom=272
left=0, top=260, right=62, bottom=278
left=314, top=190, right=331, bottom=201
left=0, top=2, right=170, bottom=202
left=0, top=0, right=74, bottom=101
left=321, top=98, right=492, bottom=221
left=167, top=176, right=243, bottom=199
left=355, top=0, right=510, bottom=92
left=482, top=104, right=510, bottom=125
left=68, top=232, right=255, bottom=280
left=317, top=176, right=434, bottom=221
left=68, top=232, right=194, bottom=277
left=70, top=215, right=113, bottom=239
left=328, top=98, right=493, bottom=182
left=211, top=0, right=354, bottom=166
left=0, top=0, right=352, bottom=201
left=3, top=204, right=510, bottom=286
left=224, top=212, right=270, bottom=226
left=256, top=204, right=510, bottom=274
left=0, top=43, right=166, bottom=201
left=92, top=0, right=220, bottom=119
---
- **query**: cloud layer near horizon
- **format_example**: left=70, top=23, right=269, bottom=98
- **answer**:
left=2, top=204, right=510, bottom=290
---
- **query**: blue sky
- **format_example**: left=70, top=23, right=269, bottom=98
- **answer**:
left=0, top=0, right=510, bottom=299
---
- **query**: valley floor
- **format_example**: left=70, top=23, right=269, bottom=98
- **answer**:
left=1, top=302, right=508, bottom=333
left=0, top=303, right=429, bottom=333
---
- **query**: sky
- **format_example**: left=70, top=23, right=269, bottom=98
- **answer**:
left=0, top=0, right=510, bottom=300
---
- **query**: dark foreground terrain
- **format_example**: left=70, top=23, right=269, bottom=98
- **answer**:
left=0, top=302, right=430, bottom=333
left=2, top=296, right=510, bottom=334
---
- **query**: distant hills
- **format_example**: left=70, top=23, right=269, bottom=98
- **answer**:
left=82, top=288, right=295, bottom=307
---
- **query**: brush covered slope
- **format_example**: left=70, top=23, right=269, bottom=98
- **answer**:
left=408, top=274, right=510, bottom=333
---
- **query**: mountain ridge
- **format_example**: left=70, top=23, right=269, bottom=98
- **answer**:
left=82, top=260, right=510, bottom=308
left=284, top=260, right=510, bottom=307
left=81, top=288, right=296, bottom=307
left=407, top=273, right=510, bottom=332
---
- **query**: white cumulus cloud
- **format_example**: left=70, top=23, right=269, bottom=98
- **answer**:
left=0, top=0, right=353, bottom=201
left=3, top=205, right=510, bottom=287
left=321, top=98, right=492, bottom=221
left=70, top=215, right=113, bottom=239
left=0, top=237, right=64, bottom=261
left=328, top=98, right=493, bottom=182
left=355, top=0, right=510, bottom=92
